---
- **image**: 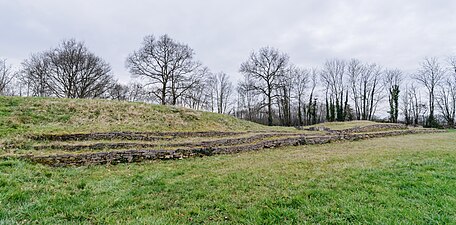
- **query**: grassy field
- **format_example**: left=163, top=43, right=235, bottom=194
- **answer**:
left=1, top=96, right=454, bottom=223
left=1, top=132, right=455, bottom=224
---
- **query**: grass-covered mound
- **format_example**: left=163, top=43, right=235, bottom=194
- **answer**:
left=0, top=96, right=284, bottom=139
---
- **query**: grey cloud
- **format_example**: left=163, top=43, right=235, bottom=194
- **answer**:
left=1, top=0, right=455, bottom=83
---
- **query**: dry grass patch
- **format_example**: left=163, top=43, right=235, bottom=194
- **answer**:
left=305, top=120, right=380, bottom=130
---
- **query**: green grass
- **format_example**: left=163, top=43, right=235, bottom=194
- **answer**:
left=1, top=132, right=455, bottom=224
left=1, top=96, right=454, bottom=223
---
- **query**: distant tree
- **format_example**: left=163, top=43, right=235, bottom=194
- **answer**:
left=109, top=83, right=129, bottom=101
left=289, top=66, right=309, bottom=126
left=171, top=66, right=206, bottom=106
left=277, top=67, right=294, bottom=126
left=126, top=82, right=148, bottom=102
left=208, top=72, right=233, bottom=114
left=436, top=57, right=456, bottom=127
left=402, top=84, right=412, bottom=125
left=347, top=59, right=383, bottom=121
left=321, top=59, right=348, bottom=121
left=414, top=57, right=445, bottom=127
left=402, top=83, right=426, bottom=126
left=126, top=34, right=200, bottom=105
left=183, top=78, right=208, bottom=110
left=384, top=69, right=402, bottom=123
left=240, top=47, right=289, bottom=126
left=306, top=69, right=318, bottom=125
left=236, top=74, right=258, bottom=122
left=20, top=53, right=51, bottom=97
left=21, top=39, right=114, bottom=98
left=437, top=77, right=456, bottom=127
left=0, top=59, right=14, bottom=95
left=347, top=59, right=364, bottom=120
left=180, top=67, right=211, bottom=110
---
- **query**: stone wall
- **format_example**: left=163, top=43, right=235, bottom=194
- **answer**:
left=32, top=133, right=295, bottom=151
left=305, top=123, right=407, bottom=133
left=334, top=123, right=407, bottom=133
left=24, top=129, right=446, bottom=167
left=30, top=131, right=247, bottom=141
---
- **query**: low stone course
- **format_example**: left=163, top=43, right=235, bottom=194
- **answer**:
left=333, top=123, right=407, bottom=133
left=30, top=131, right=247, bottom=141
left=32, top=133, right=296, bottom=151
left=305, top=123, right=407, bottom=134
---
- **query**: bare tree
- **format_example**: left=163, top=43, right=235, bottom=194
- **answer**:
left=289, top=66, right=309, bottom=126
left=414, top=57, right=445, bottom=127
left=402, top=83, right=427, bottom=126
left=126, top=82, right=149, bottom=102
left=347, top=59, right=364, bottom=120
left=240, top=47, right=289, bottom=126
left=401, top=84, right=412, bottom=125
left=180, top=68, right=211, bottom=111
left=20, top=53, right=51, bottom=97
left=109, top=83, right=129, bottom=101
left=0, top=59, right=14, bottom=95
left=436, top=58, right=456, bottom=127
left=347, top=59, right=383, bottom=120
left=126, top=34, right=200, bottom=105
left=236, top=74, right=258, bottom=122
left=306, top=68, right=318, bottom=125
left=321, top=59, right=348, bottom=121
left=364, top=63, right=384, bottom=120
left=437, top=78, right=456, bottom=127
left=207, top=72, right=233, bottom=114
left=47, top=40, right=114, bottom=98
left=277, top=67, right=294, bottom=126
left=184, top=80, right=208, bottom=110
left=384, top=69, right=403, bottom=123
left=21, top=39, right=114, bottom=98
left=171, top=66, right=206, bottom=106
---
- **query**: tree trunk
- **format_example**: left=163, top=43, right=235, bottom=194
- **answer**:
left=297, top=96, right=302, bottom=126
left=268, top=94, right=273, bottom=126
left=161, top=82, right=167, bottom=105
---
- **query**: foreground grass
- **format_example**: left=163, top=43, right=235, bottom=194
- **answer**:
left=1, top=132, right=456, bottom=224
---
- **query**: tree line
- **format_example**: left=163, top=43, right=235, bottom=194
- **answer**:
left=1, top=34, right=455, bottom=128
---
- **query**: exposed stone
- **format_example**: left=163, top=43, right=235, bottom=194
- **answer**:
left=29, top=131, right=246, bottom=141
left=32, top=133, right=297, bottom=151
left=332, top=123, right=407, bottom=133
left=307, top=126, right=331, bottom=132
left=303, top=123, right=407, bottom=134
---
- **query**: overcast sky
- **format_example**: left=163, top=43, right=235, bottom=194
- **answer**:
left=1, top=0, right=456, bottom=84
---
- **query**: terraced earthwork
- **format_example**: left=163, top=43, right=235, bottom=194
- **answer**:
left=2, top=124, right=445, bottom=167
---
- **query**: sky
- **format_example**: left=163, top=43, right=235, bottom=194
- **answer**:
left=1, top=0, right=456, bottom=85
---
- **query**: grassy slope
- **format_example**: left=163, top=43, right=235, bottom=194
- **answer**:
left=0, top=97, right=393, bottom=140
left=0, top=96, right=292, bottom=139
left=1, top=132, right=455, bottom=224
